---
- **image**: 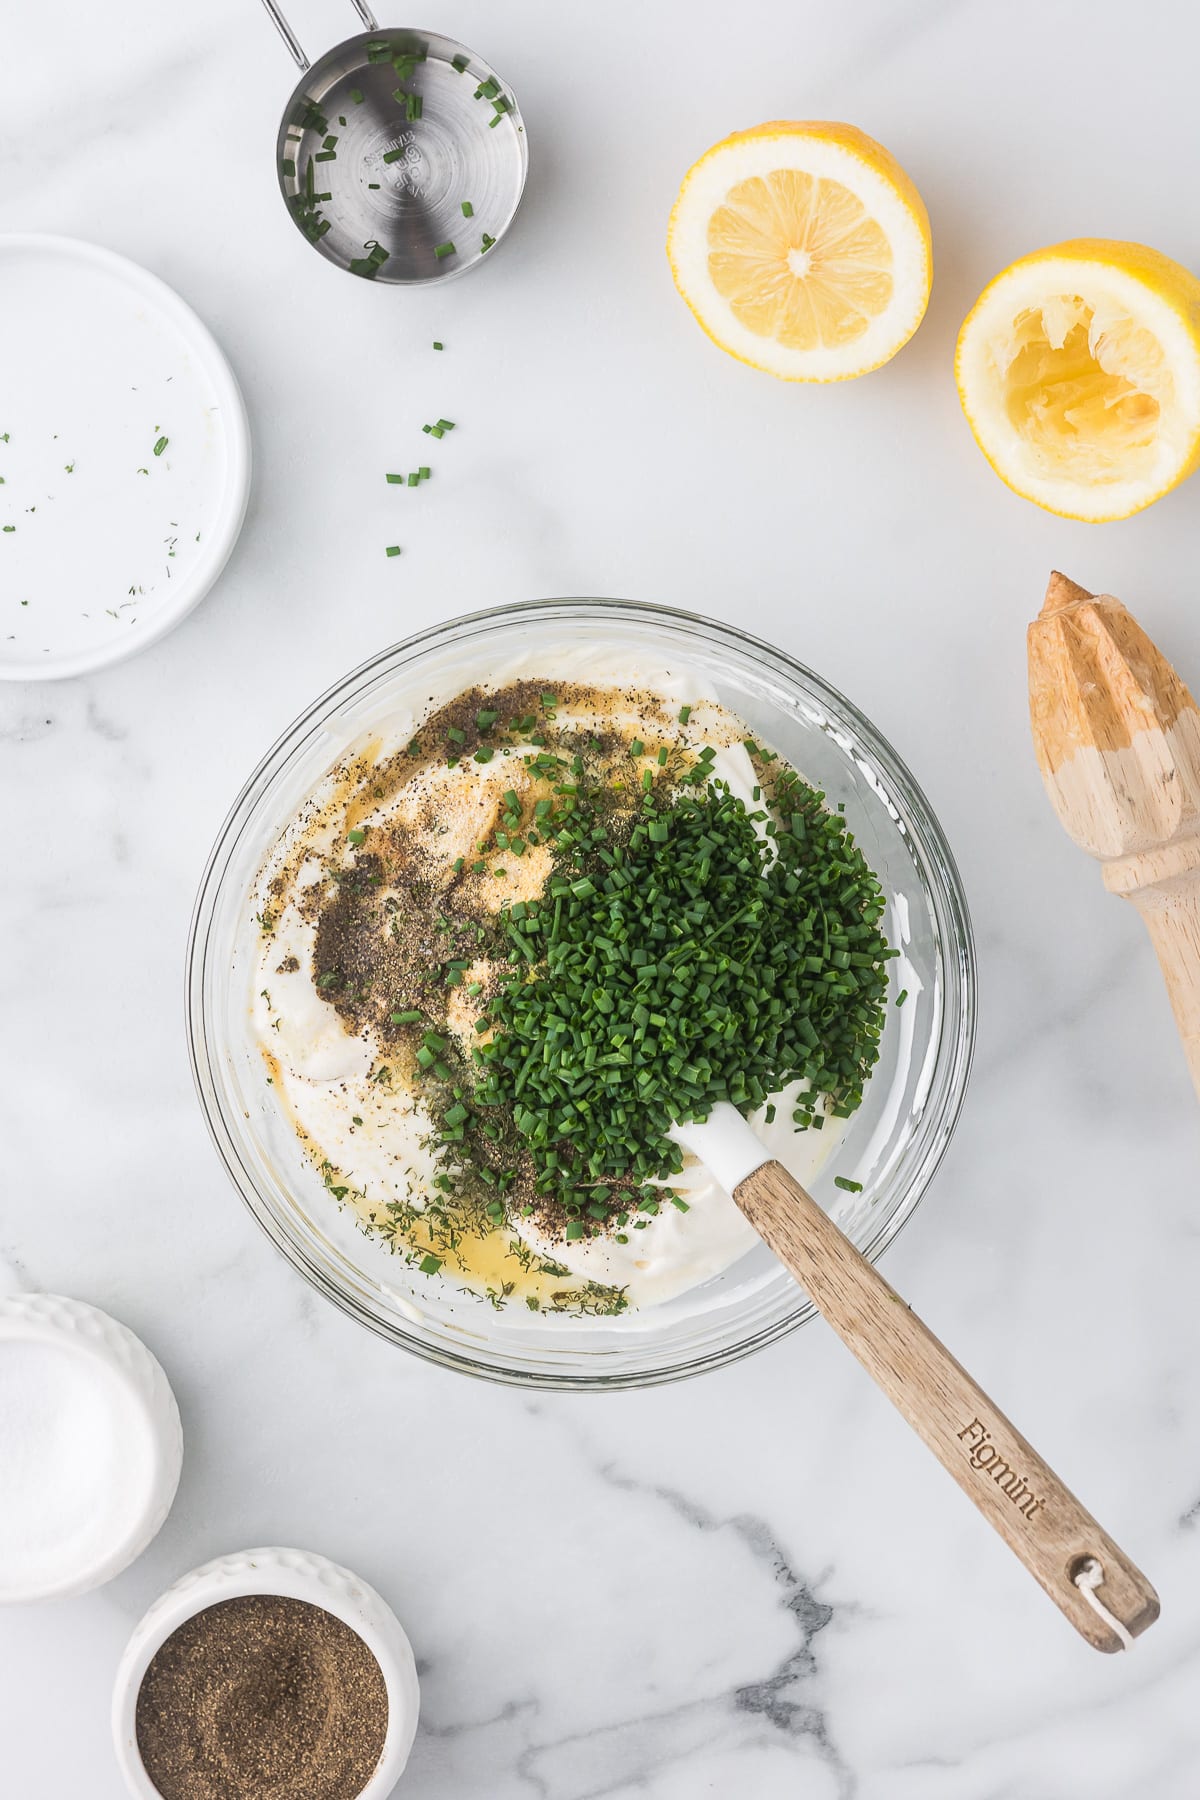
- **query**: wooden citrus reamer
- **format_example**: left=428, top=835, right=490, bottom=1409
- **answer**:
left=1029, top=571, right=1200, bottom=1096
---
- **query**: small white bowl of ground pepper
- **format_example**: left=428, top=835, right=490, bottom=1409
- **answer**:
left=112, top=1546, right=419, bottom=1800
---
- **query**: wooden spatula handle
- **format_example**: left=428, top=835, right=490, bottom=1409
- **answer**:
left=734, top=1161, right=1159, bottom=1651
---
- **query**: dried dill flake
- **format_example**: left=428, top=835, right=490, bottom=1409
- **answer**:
left=135, top=1595, right=388, bottom=1800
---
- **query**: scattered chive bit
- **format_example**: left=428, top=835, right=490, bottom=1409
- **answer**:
left=282, top=158, right=296, bottom=176
left=382, top=147, right=404, bottom=163
left=391, top=1009, right=423, bottom=1023
left=678, top=704, right=692, bottom=725
left=407, top=472, right=419, bottom=487
left=347, top=828, right=367, bottom=844
left=2, top=525, right=13, bottom=532
left=323, top=134, right=338, bottom=149
left=419, top=1253, right=443, bottom=1275
left=436, top=418, right=455, bottom=431
left=422, top=423, right=432, bottom=434
left=474, top=77, right=499, bottom=100
left=451, top=53, right=468, bottom=71
left=834, top=1177, right=864, bottom=1193
left=432, top=340, right=443, bottom=350
left=386, top=472, right=404, bottom=484
left=406, top=93, right=423, bottom=121
left=419, top=465, right=430, bottom=479
left=338, top=114, right=347, bottom=126
left=895, top=989, right=909, bottom=1007
left=385, top=544, right=402, bottom=557
left=153, top=436, right=168, bottom=457
left=461, top=200, right=474, bottom=217
left=367, top=181, right=381, bottom=189
left=481, top=233, right=496, bottom=252
left=315, top=150, right=336, bottom=162
left=433, top=241, right=456, bottom=259
left=488, top=113, right=503, bottom=127
left=350, top=87, right=364, bottom=103
left=764, top=1103, right=776, bottom=1124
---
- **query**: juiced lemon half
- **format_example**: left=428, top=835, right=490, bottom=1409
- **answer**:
left=666, top=121, right=932, bottom=381
left=956, top=241, right=1200, bottom=521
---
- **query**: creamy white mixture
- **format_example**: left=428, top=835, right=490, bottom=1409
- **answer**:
left=252, top=654, right=851, bottom=1311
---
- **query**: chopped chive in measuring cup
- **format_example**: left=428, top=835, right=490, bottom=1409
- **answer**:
left=895, top=989, right=909, bottom=1007
left=385, top=544, right=402, bottom=557
left=474, top=77, right=499, bottom=100
left=367, top=181, right=380, bottom=189
left=282, top=158, right=296, bottom=177
left=481, top=233, right=496, bottom=252
left=323, top=134, right=338, bottom=150
left=315, top=150, right=336, bottom=162
left=153, top=436, right=168, bottom=457
left=406, top=93, right=422, bottom=121
left=350, top=87, right=364, bottom=103
left=382, top=147, right=404, bottom=163
left=461, top=200, right=474, bottom=217
left=488, top=113, right=503, bottom=127
left=834, top=1177, right=864, bottom=1193
left=433, top=241, right=456, bottom=259
left=451, top=53, right=468, bottom=71
left=338, top=114, right=347, bottom=126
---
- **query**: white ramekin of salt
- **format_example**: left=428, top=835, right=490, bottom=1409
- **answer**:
left=0, top=1293, right=182, bottom=1603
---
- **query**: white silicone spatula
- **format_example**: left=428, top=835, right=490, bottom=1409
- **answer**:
left=671, top=1104, right=1158, bottom=1652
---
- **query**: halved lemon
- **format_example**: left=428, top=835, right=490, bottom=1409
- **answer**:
left=956, top=241, right=1200, bottom=521
left=666, top=121, right=932, bottom=382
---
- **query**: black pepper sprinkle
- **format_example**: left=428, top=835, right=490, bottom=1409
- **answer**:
left=135, top=1595, right=388, bottom=1800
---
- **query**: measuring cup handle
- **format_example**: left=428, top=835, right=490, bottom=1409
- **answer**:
left=257, top=0, right=380, bottom=74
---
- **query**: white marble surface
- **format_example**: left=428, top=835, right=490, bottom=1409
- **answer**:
left=3, top=0, right=1200, bottom=1793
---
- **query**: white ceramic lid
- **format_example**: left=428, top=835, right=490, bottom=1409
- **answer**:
left=112, top=1547, right=421, bottom=1798
left=0, top=234, right=251, bottom=681
left=0, top=1293, right=183, bottom=1603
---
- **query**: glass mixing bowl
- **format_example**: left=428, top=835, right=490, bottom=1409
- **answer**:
left=187, top=600, right=976, bottom=1389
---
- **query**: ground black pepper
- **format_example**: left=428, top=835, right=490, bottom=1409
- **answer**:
left=135, top=1595, right=388, bottom=1800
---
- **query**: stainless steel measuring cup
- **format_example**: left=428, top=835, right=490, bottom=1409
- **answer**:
left=259, top=2, right=528, bottom=282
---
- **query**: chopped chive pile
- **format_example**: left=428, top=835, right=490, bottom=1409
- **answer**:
left=473, top=764, right=893, bottom=1209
